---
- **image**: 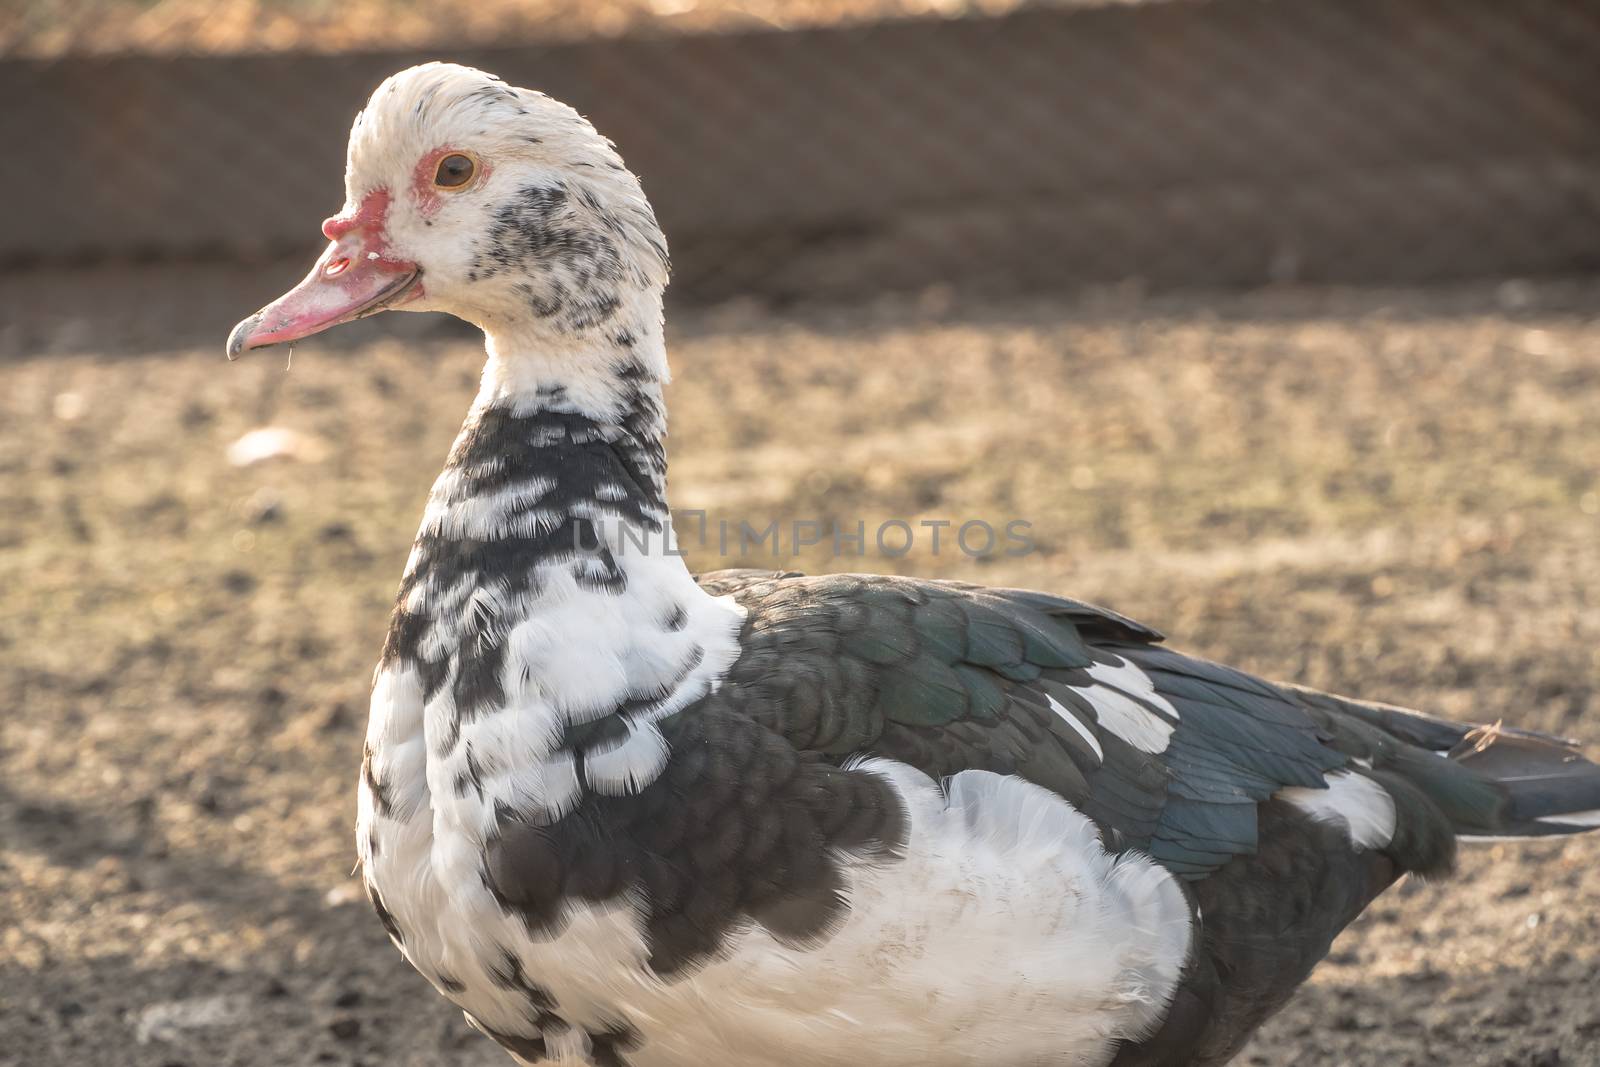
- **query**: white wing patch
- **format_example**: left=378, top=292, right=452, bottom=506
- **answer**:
left=1536, top=808, right=1600, bottom=830
left=1278, top=770, right=1396, bottom=849
left=1069, top=656, right=1180, bottom=754
left=1045, top=694, right=1104, bottom=761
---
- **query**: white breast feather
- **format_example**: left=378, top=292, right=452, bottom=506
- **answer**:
left=364, top=755, right=1193, bottom=1067
left=582, top=721, right=672, bottom=796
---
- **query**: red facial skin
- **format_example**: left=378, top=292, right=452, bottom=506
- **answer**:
left=322, top=188, right=393, bottom=241
left=409, top=146, right=490, bottom=219
left=227, top=186, right=425, bottom=358
left=226, top=148, right=492, bottom=357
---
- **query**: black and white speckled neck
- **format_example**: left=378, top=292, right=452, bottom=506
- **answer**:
left=379, top=315, right=674, bottom=739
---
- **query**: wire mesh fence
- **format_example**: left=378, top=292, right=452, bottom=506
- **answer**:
left=2, top=0, right=1598, bottom=354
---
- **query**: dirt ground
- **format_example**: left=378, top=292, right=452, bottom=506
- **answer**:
left=3, top=280, right=1599, bottom=1066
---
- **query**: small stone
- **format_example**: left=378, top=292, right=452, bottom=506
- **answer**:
left=318, top=522, right=356, bottom=543
left=319, top=702, right=353, bottom=732
left=324, top=883, right=363, bottom=908
left=329, top=1017, right=361, bottom=1041
left=135, top=995, right=249, bottom=1044
left=180, top=401, right=214, bottom=428
left=221, top=570, right=257, bottom=595
left=245, top=489, right=284, bottom=525
left=227, top=426, right=323, bottom=467
left=53, top=391, right=88, bottom=421
left=1478, top=1001, right=1532, bottom=1028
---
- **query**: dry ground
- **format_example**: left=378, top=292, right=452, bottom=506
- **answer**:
left=3, top=280, right=1600, bottom=1066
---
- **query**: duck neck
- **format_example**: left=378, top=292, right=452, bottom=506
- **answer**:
left=379, top=305, right=692, bottom=715
left=374, top=304, right=746, bottom=805
left=444, top=305, right=675, bottom=555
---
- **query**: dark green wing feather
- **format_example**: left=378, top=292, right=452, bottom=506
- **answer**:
left=695, top=568, right=1600, bottom=883
left=696, top=568, right=1600, bottom=1067
left=696, top=569, right=1329, bottom=879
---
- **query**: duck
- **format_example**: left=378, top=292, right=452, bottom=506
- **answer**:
left=227, top=62, right=1600, bottom=1067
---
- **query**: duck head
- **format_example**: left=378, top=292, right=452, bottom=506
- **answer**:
left=227, top=62, right=670, bottom=361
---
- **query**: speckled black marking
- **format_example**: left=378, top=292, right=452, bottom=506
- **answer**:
left=489, top=949, right=569, bottom=1034
left=571, top=549, right=627, bottom=593
left=366, top=883, right=403, bottom=945
left=437, top=973, right=467, bottom=994
left=575, top=187, right=604, bottom=212
left=432, top=716, right=461, bottom=761
left=470, top=184, right=570, bottom=275
left=361, top=742, right=394, bottom=818
left=469, top=83, right=521, bottom=109
left=454, top=743, right=488, bottom=798
left=468, top=181, right=635, bottom=334
left=663, top=603, right=688, bottom=631
left=378, top=400, right=667, bottom=738
left=567, top=292, right=621, bottom=330
left=513, top=280, right=566, bottom=318
left=586, top=1023, right=642, bottom=1067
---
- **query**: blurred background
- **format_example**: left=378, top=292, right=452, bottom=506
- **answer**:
left=4, top=0, right=1600, bottom=353
left=3, top=1, right=1600, bottom=1065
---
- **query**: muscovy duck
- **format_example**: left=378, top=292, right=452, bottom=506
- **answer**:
left=227, top=63, right=1600, bottom=1067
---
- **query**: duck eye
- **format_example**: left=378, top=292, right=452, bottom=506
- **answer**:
left=433, top=153, right=476, bottom=189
